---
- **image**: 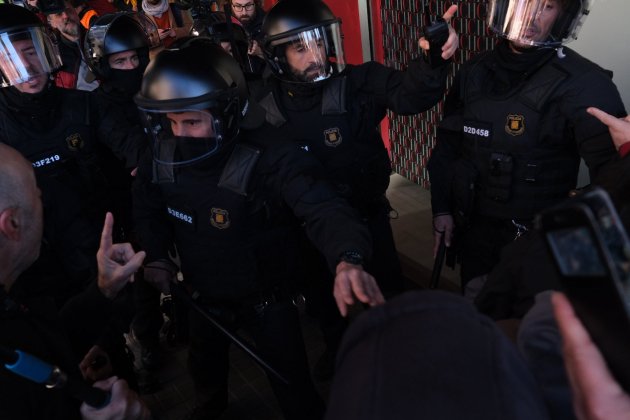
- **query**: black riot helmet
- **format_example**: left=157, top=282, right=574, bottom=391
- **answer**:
left=134, top=37, right=263, bottom=167
left=0, top=4, right=62, bottom=88
left=262, top=0, right=345, bottom=83
left=488, top=0, right=591, bottom=48
left=84, top=12, right=160, bottom=80
left=190, top=12, right=252, bottom=72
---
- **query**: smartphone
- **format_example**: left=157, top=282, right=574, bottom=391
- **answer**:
left=538, top=192, right=630, bottom=392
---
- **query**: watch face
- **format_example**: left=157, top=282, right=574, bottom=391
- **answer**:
left=340, top=251, right=363, bottom=266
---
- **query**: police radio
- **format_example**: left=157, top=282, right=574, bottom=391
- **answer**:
left=422, top=17, right=449, bottom=68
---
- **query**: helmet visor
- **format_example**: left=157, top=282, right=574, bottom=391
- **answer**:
left=85, top=13, right=160, bottom=67
left=268, top=22, right=345, bottom=82
left=141, top=108, right=225, bottom=167
left=0, top=27, right=61, bottom=87
left=488, top=0, right=588, bottom=47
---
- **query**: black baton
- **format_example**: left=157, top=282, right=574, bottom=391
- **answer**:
left=430, top=234, right=447, bottom=289
left=170, top=282, right=290, bottom=386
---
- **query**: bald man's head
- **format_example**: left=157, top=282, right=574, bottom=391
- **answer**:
left=0, top=144, right=43, bottom=290
left=0, top=144, right=33, bottom=212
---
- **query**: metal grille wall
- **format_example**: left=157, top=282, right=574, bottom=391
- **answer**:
left=381, top=0, right=498, bottom=188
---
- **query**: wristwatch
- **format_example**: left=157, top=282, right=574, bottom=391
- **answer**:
left=338, top=250, right=364, bottom=266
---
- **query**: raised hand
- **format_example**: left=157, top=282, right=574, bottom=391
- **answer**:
left=97, top=212, right=146, bottom=299
left=419, top=4, right=459, bottom=60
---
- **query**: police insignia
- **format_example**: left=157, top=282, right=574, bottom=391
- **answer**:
left=324, top=127, right=342, bottom=147
left=210, top=208, right=231, bottom=229
left=66, top=133, right=84, bottom=151
left=505, top=115, right=525, bottom=136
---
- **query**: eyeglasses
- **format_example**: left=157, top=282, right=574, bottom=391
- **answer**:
left=232, top=2, right=255, bottom=11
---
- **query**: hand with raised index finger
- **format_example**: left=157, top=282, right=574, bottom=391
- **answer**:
left=97, top=212, right=146, bottom=299
left=587, top=107, right=630, bottom=152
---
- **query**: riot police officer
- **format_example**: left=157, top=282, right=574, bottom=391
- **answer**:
left=427, top=0, right=625, bottom=292
left=256, top=0, right=457, bottom=294
left=254, top=0, right=458, bottom=378
left=84, top=12, right=165, bottom=373
left=132, top=37, right=384, bottom=419
left=0, top=4, right=146, bottom=299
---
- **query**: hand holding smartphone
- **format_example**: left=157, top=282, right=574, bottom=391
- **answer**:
left=538, top=188, right=630, bottom=392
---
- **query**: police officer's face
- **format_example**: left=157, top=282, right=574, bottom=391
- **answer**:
left=167, top=111, right=216, bottom=138
left=514, top=0, right=563, bottom=47
left=231, top=0, right=256, bottom=24
left=285, top=38, right=327, bottom=83
left=108, top=50, right=140, bottom=70
left=10, top=39, right=49, bottom=94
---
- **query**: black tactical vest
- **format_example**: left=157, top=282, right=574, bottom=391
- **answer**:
left=458, top=50, right=589, bottom=220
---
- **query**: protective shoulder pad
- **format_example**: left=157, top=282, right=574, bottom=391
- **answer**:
left=322, top=76, right=347, bottom=115
left=218, top=143, right=262, bottom=196
left=259, top=92, right=287, bottom=127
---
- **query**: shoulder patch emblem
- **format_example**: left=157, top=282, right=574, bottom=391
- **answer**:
left=324, top=127, right=343, bottom=147
left=210, top=207, right=231, bottom=230
left=66, top=133, right=84, bottom=151
left=505, top=115, right=525, bottom=136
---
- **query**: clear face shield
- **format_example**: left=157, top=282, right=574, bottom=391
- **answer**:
left=0, top=27, right=61, bottom=88
left=140, top=107, right=228, bottom=167
left=270, top=22, right=345, bottom=83
left=488, top=0, right=588, bottom=47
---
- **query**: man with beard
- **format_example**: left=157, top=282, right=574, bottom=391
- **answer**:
left=254, top=0, right=458, bottom=380
left=46, top=0, right=99, bottom=90
left=229, top=0, right=265, bottom=64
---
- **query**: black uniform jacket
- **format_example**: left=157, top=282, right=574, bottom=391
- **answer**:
left=252, top=57, right=449, bottom=210
left=133, top=124, right=372, bottom=300
left=428, top=43, right=625, bottom=220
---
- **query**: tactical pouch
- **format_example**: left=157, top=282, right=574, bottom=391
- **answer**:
left=451, top=158, right=478, bottom=228
left=485, top=152, right=513, bottom=203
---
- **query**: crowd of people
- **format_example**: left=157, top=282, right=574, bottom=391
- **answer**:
left=0, top=0, right=628, bottom=419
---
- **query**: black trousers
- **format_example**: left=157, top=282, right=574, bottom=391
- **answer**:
left=188, top=299, right=325, bottom=420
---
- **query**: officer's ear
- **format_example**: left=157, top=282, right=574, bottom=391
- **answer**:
left=0, top=207, right=21, bottom=241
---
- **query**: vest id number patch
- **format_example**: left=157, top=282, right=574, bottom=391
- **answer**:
left=32, top=154, right=61, bottom=169
left=167, top=206, right=194, bottom=225
left=463, top=121, right=492, bottom=139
